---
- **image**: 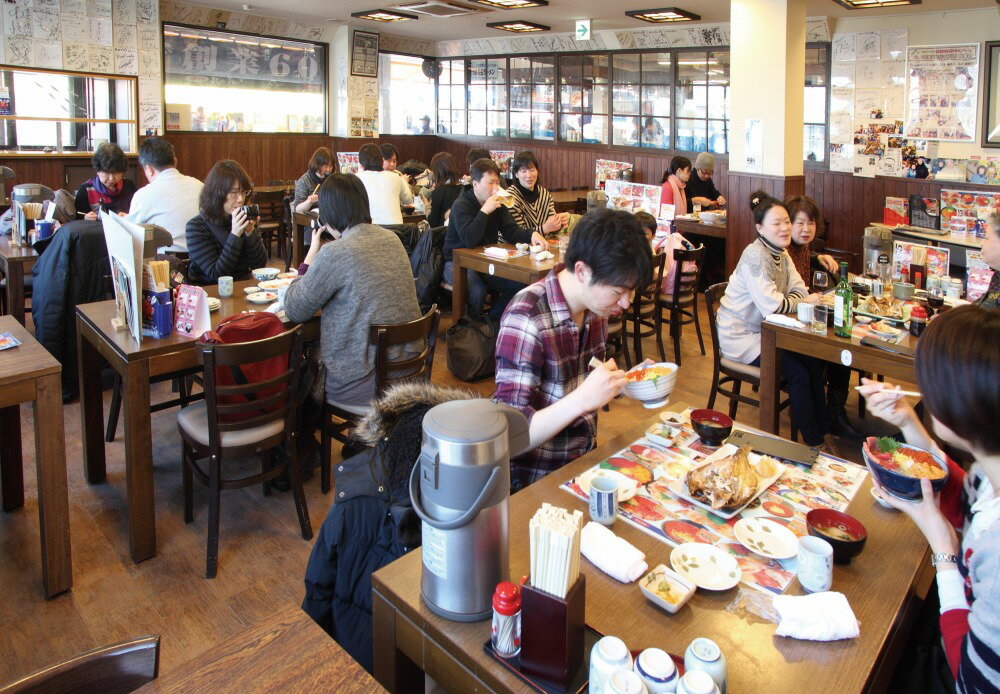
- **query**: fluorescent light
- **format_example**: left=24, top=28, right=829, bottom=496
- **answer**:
left=829, top=0, right=921, bottom=7
left=625, top=7, right=700, bottom=22
left=486, top=19, right=550, bottom=31
left=471, top=0, right=548, bottom=7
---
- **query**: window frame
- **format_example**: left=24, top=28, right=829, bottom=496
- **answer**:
left=804, top=42, right=832, bottom=166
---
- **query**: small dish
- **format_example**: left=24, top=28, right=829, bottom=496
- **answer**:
left=575, top=467, right=640, bottom=502
left=854, top=315, right=874, bottom=325
left=645, top=422, right=681, bottom=448
left=733, top=517, right=799, bottom=560
left=806, top=508, right=868, bottom=564
left=243, top=286, right=261, bottom=295
left=870, top=486, right=896, bottom=509
left=639, top=564, right=696, bottom=614
left=251, top=267, right=280, bottom=282
left=277, top=272, right=299, bottom=280
left=670, top=543, right=741, bottom=591
left=258, top=278, right=293, bottom=291
left=206, top=297, right=222, bottom=312
left=246, top=291, right=278, bottom=305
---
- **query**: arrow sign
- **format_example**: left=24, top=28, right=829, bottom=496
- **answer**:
left=575, top=19, right=591, bottom=41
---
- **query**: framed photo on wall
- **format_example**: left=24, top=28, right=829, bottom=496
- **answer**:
left=351, top=30, right=379, bottom=78
left=982, top=41, right=1000, bottom=147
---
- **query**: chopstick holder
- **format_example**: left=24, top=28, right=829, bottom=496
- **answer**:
left=519, top=575, right=586, bottom=690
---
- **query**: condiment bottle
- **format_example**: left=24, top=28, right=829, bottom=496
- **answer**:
left=684, top=638, right=726, bottom=694
left=591, top=636, right=633, bottom=693
left=909, top=305, right=928, bottom=337
left=490, top=581, right=521, bottom=657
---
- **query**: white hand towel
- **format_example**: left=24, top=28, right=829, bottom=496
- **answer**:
left=764, top=313, right=806, bottom=329
left=580, top=522, right=648, bottom=584
left=483, top=246, right=509, bottom=259
left=533, top=250, right=554, bottom=260
left=773, top=591, right=860, bottom=641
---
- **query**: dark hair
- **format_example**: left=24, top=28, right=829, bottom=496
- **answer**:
left=379, top=143, right=398, bottom=162
left=510, top=150, right=539, bottom=177
left=470, top=158, right=500, bottom=183
left=318, top=173, right=372, bottom=232
left=783, top=195, right=824, bottom=237
left=137, top=137, right=175, bottom=171
left=749, top=190, right=786, bottom=227
left=359, top=143, right=383, bottom=171
left=467, top=148, right=490, bottom=169
left=660, top=156, right=691, bottom=184
left=308, top=147, right=334, bottom=173
left=430, top=152, right=460, bottom=185
left=633, top=211, right=657, bottom=234
left=565, top=208, right=653, bottom=290
left=916, top=305, right=1000, bottom=455
left=199, top=159, right=254, bottom=226
left=92, top=142, right=127, bottom=174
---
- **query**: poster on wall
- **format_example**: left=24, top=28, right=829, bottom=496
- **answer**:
left=940, top=189, right=1000, bottom=240
left=489, top=150, right=515, bottom=177
left=336, top=152, right=360, bottom=174
left=744, top=119, right=763, bottom=173
left=595, top=159, right=632, bottom=189
left=350, top=30, right=379, bottom=78
left=904, top=44, right=979, bottom=142
left=604, top=180, right=661, bottom=216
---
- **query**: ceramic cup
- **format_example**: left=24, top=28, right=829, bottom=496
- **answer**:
left=676, top=670, right=719, bottom=694
left=218, top=275, right=234, bottom=298
left=589, top=475, right=619, bottom=527
left=604, top=668, right=647, bottom=694
left=635, top=648, right=678, bottom=693
left=797, top=535, right=834, bottom=593
left=35, top=220, right=55, bottom=241
left=590, top=636, right=633, bottom=694
left=796, top=302, right=814, bottom=324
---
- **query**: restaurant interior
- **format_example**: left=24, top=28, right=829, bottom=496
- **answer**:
left=2, top=0, right=1000, bottom=692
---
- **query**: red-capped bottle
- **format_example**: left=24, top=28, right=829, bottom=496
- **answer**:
left=490, top=581, right=521, bottom=657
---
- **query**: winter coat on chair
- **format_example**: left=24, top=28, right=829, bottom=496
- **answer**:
left=301, top=381, right=474, bottom=672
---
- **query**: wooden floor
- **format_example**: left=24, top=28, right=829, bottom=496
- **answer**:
left=0, top=294, right=881, bottom=686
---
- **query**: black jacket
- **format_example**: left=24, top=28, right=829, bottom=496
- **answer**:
left=684, top=174, right=722, bottom=213
left=31, top=220, right=112, bottom=398
left=443, top=187, right=533, bottom=262
left=428, top=183, right=462, bottom=228
left=185, top=213, right=268, bottom=285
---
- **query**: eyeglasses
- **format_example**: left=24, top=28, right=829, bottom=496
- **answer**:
left=227, top=189, right=251, bottom=200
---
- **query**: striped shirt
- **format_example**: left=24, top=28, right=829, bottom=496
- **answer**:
left=185, top=212, right=269, bottom=285
left=493, top=265, right=607, bottom=489
left=507, top=184, right=556, bottom=235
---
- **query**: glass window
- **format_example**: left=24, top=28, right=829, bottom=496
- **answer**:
left=612, top=52, right=683, bottom=149
left=804, top=45, right=828, bottom=161
left=510, top=56, right=554, bottom=141
left=437, top=59, right=465, bottom=135
left=468, top=58, right=507, bottom=136
left=163, top=24, right=326, bottom=133
left=0, top=67, right=136, bottom=153
left=559, top=54, right=608, bottom=144
left=380, top=53, right=436, bottom=135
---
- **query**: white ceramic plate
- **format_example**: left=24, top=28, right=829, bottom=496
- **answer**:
left=258, top=278, right=293, bottom=290
left=733, top=517, right=799, bottom=560
left=670, top=543, right=741, bottom=591
left=206, top=297, right=222, bottom=312
left=277, top=272, right=299, bottom=280
left=246, top=291, right=277, bottom=305
left=666, top=444, right=785, bottom=520
left=644, top=422, right=681, bottom=448
left=574, top=468, right=639, bottom=502
left=244, top=286, right=261, bottom=294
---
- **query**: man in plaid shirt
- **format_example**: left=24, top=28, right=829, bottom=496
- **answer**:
left=494, top=208, right=654, bottom=490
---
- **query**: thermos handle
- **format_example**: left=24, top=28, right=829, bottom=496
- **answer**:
left=409, top=458, right=501, bottom=531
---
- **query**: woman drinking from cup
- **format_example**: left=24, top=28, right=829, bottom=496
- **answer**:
left=74, top=143, right=137, bottom=219
left=858, top=305, right=1000, bottom=691
left=715, top=192, right=831, bottom=451
left=185, top=160, right=267, bottom=285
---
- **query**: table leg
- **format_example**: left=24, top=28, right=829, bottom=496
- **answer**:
left=452, top=256, right=466, bottom=321
left=123, top=358, right=156, bottom=562
left=759, top=328, right=781, bottom=435
left=294, top=223, right=305, bottom=269
left=33, top=373, right=72, bottom=597
left=373, top=589, right=424, bottom=693
left=77, top=319, right=106, bottom=483
left=8, top=262, right=25, bottom=325
left=0, top=404, right=24, bottom=512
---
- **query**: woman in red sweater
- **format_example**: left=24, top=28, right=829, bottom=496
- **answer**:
left=858, top=305, right=1000, bottom=693
left=660, top=156, right=691, bottom=216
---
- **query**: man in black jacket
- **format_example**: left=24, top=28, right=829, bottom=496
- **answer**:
left=443, top=158, right=547, bottom=320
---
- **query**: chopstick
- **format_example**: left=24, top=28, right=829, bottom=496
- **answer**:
left=854, top=386, right=921, bottom=398
left=529, top=503, right=582, bottom=599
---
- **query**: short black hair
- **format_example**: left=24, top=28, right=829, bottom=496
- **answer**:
left=470, top=158, right=500, bottom=183
left=379, top=143, right=398, bottom=161
left=359, top=143, right=382, bottom=171
left=660, top=155, right=691, bottom=184
left=92, top=142, right=127, bottom=174
left=308, top=147, right=334, bottom=173
left=199, top=159, right=253, bottom=226
left=137, top=137, right=175, bottom=171
left=318, top=173, right=372, bottom=232
left=633, top=211, right=657, bottom=234
left=510, top=150, right=539, bottom=178
left=749, top=190, right=786, bottom=227
left=565, top=208, right=653, bottom=290
left=467, top=148, right=490, bottom=169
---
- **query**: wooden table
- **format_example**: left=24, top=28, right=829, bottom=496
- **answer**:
left=0, top=316, right=71, bottom=597
left=759, top=321, right=916, bottom=435
left=254, top=184, right=293, bottom=194
left=76, top=279, right=319, bottom=563
left=0, top=236, right=38, bottom=325
left=551, top=189, right=588, bottom=214
left=136, top=604, right=381, bottom=693
left=372, top=401, right=931, bottom=693
left=450, top=245, right=557, bottom=320
left=674, top=216, right=728, bottom=240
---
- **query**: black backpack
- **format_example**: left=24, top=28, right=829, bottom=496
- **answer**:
left=410, top=225, right=446, bottom=311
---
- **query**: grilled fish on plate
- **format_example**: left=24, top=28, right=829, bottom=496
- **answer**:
left=685, top=444, right=760, bottom=511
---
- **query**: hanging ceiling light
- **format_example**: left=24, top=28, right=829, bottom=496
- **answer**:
left=350, top=8, right=419, bottom=21
left=471, top=0, right=548, bottom=8
left=625, top=7, right=701, bottom=23
left=829, top=0, right=921, bottom=8
left=486, top=19, right=550, bottom=31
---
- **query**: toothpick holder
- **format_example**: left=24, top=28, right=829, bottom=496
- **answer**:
left=519, top=574, right=586, bottom=690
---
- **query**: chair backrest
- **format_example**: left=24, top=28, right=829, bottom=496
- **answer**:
left=670, top=245, right=706, bottom=301
left=370, top=305, right=441, bottom=395
left=704, top=282, right=728, bottom=369
left=632, top=251, right=667, bottom=321
left=253, top=189, right=285, bottom=225
left=0, top=635, right=159, bottom=694
left=197, top=325, right=304, bottom=450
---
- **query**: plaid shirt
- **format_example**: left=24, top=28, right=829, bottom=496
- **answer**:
left=493, top=265, right=607, bottom=488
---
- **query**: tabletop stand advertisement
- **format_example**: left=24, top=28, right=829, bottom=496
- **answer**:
left=100, top=210, right=145, bottom=343
left=560, top=408, right=868, bottom=595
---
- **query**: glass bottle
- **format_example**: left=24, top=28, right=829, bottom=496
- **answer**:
left=833, top=261, right=853, bottom=338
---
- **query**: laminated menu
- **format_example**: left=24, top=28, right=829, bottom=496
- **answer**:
left=174, top=285, right=211, bottom=338
left=967, top=250, right=995, bottom=302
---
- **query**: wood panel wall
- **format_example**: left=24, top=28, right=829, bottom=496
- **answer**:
left=724, top=172, right=805, bottom=274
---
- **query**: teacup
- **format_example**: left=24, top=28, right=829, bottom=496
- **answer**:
left=589, top=475, right=618, bottom=527
left=797, top=535, right=833, bottom=593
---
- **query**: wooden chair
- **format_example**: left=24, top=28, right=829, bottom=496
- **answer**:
left=0, top=635, right=159, bottom=694
left=657, top=245, right=706, bottom=366
left=178, top=325, right=312, bottom=578
left=253, top=189, right=286, bottom=260
left=319, top=305, right=441, bottom=493
left=704, top=283, right=797, bottom=439
left=624, top=252, right=667, bottom=364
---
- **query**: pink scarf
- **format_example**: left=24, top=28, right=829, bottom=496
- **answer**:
left=660, top=174, right=686, bottom=216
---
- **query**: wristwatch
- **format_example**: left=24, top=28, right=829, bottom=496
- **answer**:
left=930, top=552, right=959, bottom=567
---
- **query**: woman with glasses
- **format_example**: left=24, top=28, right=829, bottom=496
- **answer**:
left=185, top=160, right=267, bottom=285
left=75, top=142, right=137, bottom=220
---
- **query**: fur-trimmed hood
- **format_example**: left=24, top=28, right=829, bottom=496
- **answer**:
left=353, top=381, right=476, bottom=446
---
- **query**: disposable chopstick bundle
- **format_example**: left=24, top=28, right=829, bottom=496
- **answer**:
left=528, top=503, right=583, bottom=599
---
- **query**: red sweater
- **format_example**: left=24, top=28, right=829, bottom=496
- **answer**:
left=938, top=457, right=969, bottom=679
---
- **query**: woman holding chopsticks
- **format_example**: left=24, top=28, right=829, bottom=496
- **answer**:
left=858, top=304, right=1000, bottom=692
left=293, top=147, right=335, bottom=214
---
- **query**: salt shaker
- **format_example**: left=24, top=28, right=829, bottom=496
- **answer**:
left=684, top=638, right=726, bottom=694
left=490, top=581, right=521, bottom=657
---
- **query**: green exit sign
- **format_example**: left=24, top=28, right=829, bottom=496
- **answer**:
left=575, top=19, right=591, bottom=41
